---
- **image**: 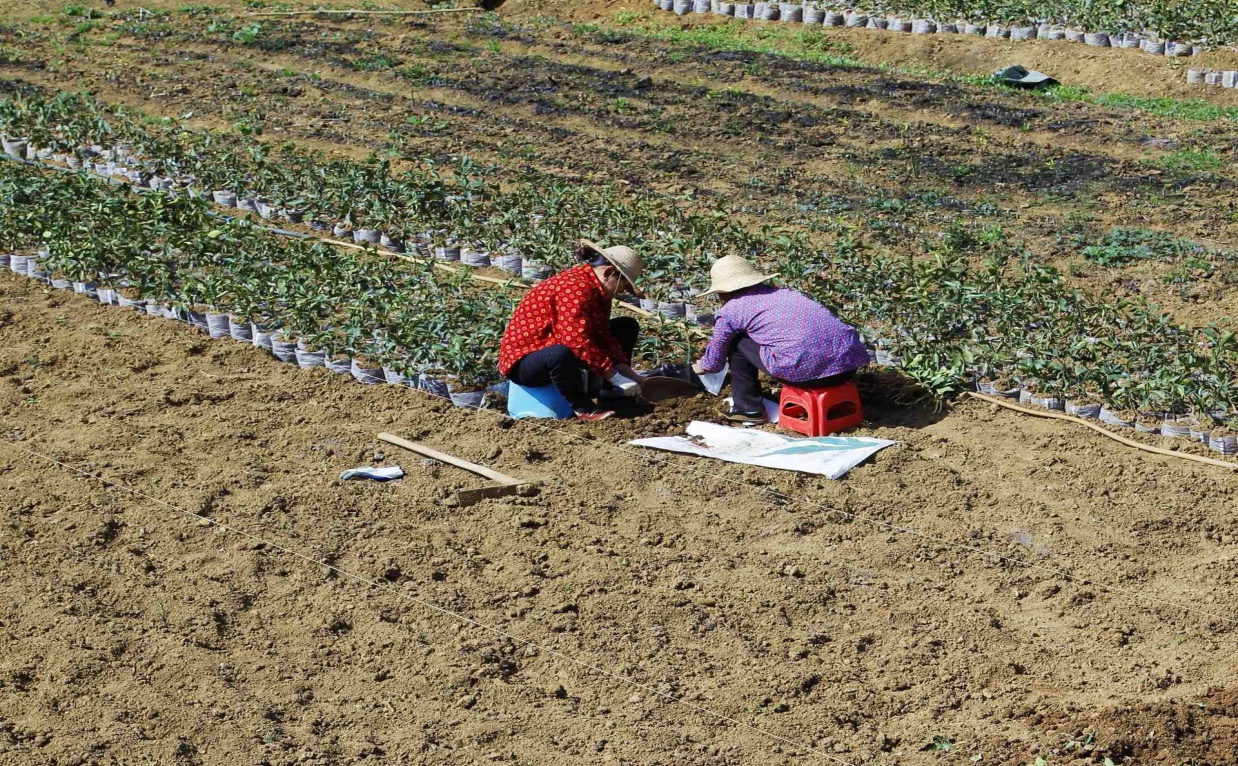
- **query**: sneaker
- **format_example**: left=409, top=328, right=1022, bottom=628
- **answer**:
left=574, top=409, right=615, bottom=422
left=720, top=407, right=768, bottom=425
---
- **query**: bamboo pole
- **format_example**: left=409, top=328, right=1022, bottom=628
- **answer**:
left=965, top=392, right=1238, bottom=471
left=246, top=7, right=485, bottom=17
left=378, top=433, right=525, bottom=484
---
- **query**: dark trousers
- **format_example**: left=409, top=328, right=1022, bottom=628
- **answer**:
left=507, top=317, right=639, bottom=412
left=730, top=334, right=855, bottom=414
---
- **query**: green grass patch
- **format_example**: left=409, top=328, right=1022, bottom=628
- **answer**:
left=1040, top=85, right=1238, bottom=121
left=351, top=53, right=396, bottom=71
left=1077, top=227, right=1213, bottom=267
left=584, top=13, right=1238, bottom=123
left=1146, top=149, right=1227, bottom=173
left=593, top=12, right=858, bottom=65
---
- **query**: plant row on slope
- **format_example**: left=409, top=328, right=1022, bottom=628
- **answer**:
left=1, top=92, right=1237, bottom=445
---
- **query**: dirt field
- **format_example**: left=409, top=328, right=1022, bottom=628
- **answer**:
left=3, top=266, right=1238, bottom=765
left=4, top=3, right=1238, bottom=765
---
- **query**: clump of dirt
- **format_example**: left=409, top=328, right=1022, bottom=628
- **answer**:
left=1035, top=687, right=1238, bottom=764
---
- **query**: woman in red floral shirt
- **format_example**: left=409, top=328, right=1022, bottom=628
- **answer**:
left=500, top=240, right=646, bottom=421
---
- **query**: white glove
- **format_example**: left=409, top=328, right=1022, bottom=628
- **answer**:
left=607, top=370, right=642, bottom=397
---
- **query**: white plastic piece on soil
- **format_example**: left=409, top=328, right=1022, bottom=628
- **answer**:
left=295, top=348, right=327, bottom=369
left=251, top=323, right=274, bottom=350
left=419, top=374, right=451, bottom=400
left=1065, top=401, right=1101, bottom=419
left=977, top=380, right=1019, bottom=398
left=206, top=313, right=231, bottom=339
left=631, top=421, right=896, bottom=480
left=450, top=390, right=486, bottom=409
left=1099, top=407, right=1134, bottom=428
left=1210, top=434, right=1238, bottom=455
left=496, top=253, right=523, bottom=274
left=229, top=318, right=254, bottom=342
left=1160, top=419, right=1193, bottom=439
left=351, top=360, right=385, bottom=385
left=383, top=366, right=412, bottom=387
left=271, top=339, right=298, bottom=363
left=460, top=248, right=491, bottom=268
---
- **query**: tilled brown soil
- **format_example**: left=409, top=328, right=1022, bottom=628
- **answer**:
left=2, top=271, right=1238, bottom=765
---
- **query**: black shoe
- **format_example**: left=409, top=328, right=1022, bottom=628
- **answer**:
left=720, top=407, right=768, bottom=425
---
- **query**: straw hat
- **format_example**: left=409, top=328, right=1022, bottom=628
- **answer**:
left=699, top=255, right=773, bottom=297
left=580, top=239, right=644, bottom=296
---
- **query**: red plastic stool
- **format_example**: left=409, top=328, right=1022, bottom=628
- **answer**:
left=778, top=381, right=864, bottom=437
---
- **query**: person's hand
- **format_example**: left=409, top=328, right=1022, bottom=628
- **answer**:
left=691, top=361, right=705, bottom=375
left=607, top=370, right=642, bottom=397
left=615, top=364, right=648, bottom=385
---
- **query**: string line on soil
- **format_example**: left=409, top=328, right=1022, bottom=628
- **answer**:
left=966, top=392, right=1238, bottom=471
left=0, top=436, right=858, bottom=766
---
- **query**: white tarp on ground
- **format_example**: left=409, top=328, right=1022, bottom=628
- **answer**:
left=630, top=421, right=896, bottom=480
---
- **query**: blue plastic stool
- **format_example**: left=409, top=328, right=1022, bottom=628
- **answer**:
left=507, top=382, right=575, bottom=419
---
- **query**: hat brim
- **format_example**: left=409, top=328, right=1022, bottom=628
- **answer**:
left=698, top=273, right=773, bottom=299
left=581, top=238, right=644, bottom=298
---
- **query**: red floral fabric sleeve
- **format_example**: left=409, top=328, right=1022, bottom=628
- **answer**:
left=499, top=265, right=628, bottom=377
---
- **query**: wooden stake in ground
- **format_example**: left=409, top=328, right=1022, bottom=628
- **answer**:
left=377, top=432, right=538, bottom=505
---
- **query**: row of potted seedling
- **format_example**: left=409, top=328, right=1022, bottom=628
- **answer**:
left=0, top=137, right=717, bottom=325
left=974, top=378, right=1238, bottom=454
left=0, top=134, right=716, bottom=324
left=656, top=0, right=1201, bottom=56
left=1186, top=68, right=1238, bottom=87
left=9, top=237, right=1235, bottom=451
left=5, top=94, right=1237, bottom=434
left=0, top=248, right=502, bottom=409
left=869, top=342, right=1236, bottom=454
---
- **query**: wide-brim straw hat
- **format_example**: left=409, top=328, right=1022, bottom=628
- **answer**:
left=699, top=254, right=773, bottom=297
left=580, top=239, right=644, bottom=297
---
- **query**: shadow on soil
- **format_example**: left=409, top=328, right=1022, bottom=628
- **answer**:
left=857, top=368, right=949, bottom=430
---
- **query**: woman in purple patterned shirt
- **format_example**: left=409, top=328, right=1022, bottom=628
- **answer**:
left=691, top=255, right=870, bottom=424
